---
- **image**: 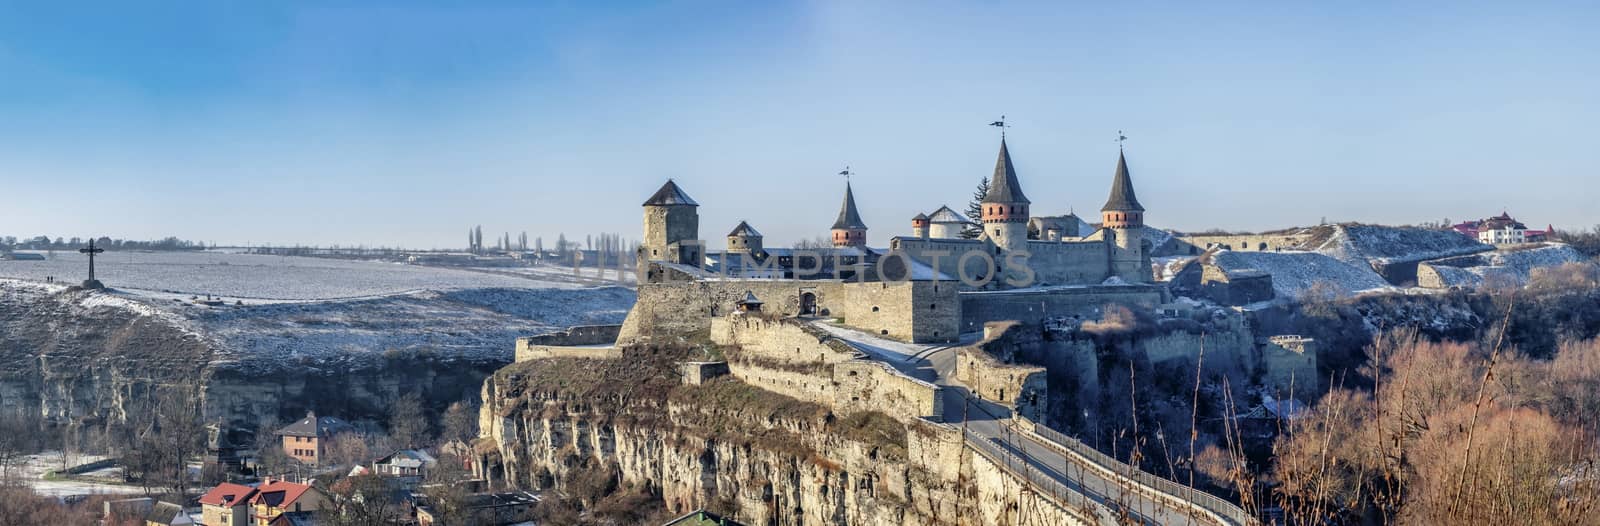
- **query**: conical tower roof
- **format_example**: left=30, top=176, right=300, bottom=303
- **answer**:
left=831, top=182, right=868, bottom=230
left=981, top=139, right=1030, bottom=204
left=643, top=179, right=699, bottom=206
left=1101, top=151, right=1144, bottom=212
left=727, top=221, right=762, bottom=238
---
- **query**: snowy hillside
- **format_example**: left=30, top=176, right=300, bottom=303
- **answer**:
left=1304, top=224, right=1490, bottom=265
left=1210, top=250, right=1392, bottom=298
left=1421, top=243, right=1586, bottom=289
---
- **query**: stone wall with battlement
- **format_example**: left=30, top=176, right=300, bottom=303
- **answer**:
left=621, top=270, right=959, bottom=343
left=515, top=344, right=621, bottom=362
left=519, top=325, right=622, bottom=347
left=1165, top=232, right=1314, bottom=256
left=958, top=285, right=1165, bottom=333
left=890, top=236, right=1125, bottom=289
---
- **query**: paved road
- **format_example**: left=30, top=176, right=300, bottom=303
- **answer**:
left=813, top=322, right=1220, bottom=526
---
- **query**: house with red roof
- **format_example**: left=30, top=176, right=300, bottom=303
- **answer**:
left=1451, top=212, right=1551, bottom=245
left=199, top=482, right=258, bottom=526
left=248, top=479, right=330, bottom=526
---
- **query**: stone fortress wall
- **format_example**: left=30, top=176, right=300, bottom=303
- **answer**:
left=889, top=236, right=1126, bottom=289
left=959, top=284, right=1166, bottom=333
left=1165, top=231, right=1315, bottom=255
left=619, top=267, right=960, bottom=344
left=514, top=324, right=624, bottom=361
left=710, top=316, right=943, bottom=423
left=955, top=322, right=1049, bottom=421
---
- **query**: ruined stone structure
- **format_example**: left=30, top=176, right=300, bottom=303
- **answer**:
left=1261, top=336, right=1319, bottom=401
left=956, top=322, right=1049, bottom=421
left=1169, top=257, right=1276, bottom=306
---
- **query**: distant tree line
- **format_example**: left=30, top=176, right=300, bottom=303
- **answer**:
left=463, top=225, right=637, bottom=264
left=0, top=235, right=205, bottom=252
left=1554, top=225, right=1600, bottom=258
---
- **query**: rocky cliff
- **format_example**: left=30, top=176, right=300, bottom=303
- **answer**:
left=475, top=343, right=1096, bottom=526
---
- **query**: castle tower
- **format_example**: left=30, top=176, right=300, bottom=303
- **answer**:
left=927, top=205, right=968, bottom=239
left=637, top=179, right=701, bottom=273
left=911, top=213, right=929, bottom=239
left=1101, top=152, right=1149, bottom=283
left=831, top=182, right=868, bottom=248
left=980, top=139, right=1030, bottom=252
left=726, top=220, right=763, bottom=254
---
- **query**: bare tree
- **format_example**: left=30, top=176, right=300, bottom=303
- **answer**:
left=388, top=392, right=430, bottom=450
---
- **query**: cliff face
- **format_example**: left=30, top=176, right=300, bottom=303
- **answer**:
left=476, top=347, right=1094, bottom=526
left=0, top=280, right=631, bottom=435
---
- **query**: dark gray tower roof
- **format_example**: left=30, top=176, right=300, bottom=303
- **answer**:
left=727, top=220, right=763, bottom=238
left=1101, top=151, right=1144, bottom=212
left=643, top=179, right=699, bottom=206
left=831, top=182, right=868, bottom=230
left=981, top=139, right=1030, bottom=204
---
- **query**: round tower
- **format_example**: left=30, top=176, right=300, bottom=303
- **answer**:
left=927, top=205, right=969, bottom=239
left=638, top=179, right=701, bottom=273
left=831, top=182, right=868, bottom=248
left=981, top=139, right=1031, bottom=252
left=1101, top=152, right=1149, bottom=283
left=726, top=221, right=764, bottom=254
left=911, top=213, right=929, bottom=239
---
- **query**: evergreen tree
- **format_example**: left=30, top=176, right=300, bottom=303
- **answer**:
left=962, top=176, right=990, bottom=239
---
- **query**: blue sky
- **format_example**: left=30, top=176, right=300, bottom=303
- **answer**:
left=1, top=1, right=1595, bottom=249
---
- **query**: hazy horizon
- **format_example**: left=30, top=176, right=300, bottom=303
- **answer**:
left=3, top=2, right=1596, bottom=249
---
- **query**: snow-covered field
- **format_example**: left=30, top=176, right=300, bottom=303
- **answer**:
left=13, top=452, right=145, bottom=498
left=0, top=252, right=639, bottom=367
left=0, top=251, right=589, bottom=301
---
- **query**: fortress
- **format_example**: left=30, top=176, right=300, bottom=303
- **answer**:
left=620, top=138, right=1166, bottom=344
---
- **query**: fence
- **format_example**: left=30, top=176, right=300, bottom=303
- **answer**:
left=962, top=429, right=1110, bottom=526
left=1026, top=421, right=1256, bottom=526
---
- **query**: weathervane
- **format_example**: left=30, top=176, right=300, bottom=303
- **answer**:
left=839, top=166, right=852, bottom=182
left=989, top=116, right=1009, bottom=139
left=1116, top=130, right=1128, bottom=151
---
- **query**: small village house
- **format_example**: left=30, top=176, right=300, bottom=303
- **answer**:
left=144, top=501, right=195, bottom=526
left=249, top=479, right=330, bottom=526
left=199, top=482, right=259, bottom=526
left=372, top=449, right=437, bottom=485
left=274, top=411, right=355, bottom=466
